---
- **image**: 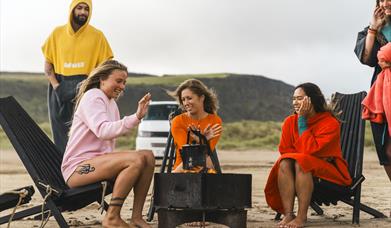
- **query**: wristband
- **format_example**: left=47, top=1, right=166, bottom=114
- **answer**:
left=368, top=26, right=378, bottom=34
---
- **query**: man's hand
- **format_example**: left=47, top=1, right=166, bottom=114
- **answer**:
left=44, top=61, right=60, bottom=89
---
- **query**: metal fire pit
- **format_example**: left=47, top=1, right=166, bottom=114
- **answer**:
left=153, top=173, right=252, bottom=227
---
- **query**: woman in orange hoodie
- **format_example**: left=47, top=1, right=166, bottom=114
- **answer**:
left=264, top=83, right=352, bottom=228
left=169, top=79, right=222, bottom=173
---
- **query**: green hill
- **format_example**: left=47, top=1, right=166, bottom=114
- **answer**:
left=0, top=72, right=294, bottom=123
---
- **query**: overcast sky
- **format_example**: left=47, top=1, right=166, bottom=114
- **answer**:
left=0, top=0, right=376, bottom=97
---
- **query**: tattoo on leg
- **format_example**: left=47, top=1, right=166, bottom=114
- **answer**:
left=77, top=164, right=95, bottom=175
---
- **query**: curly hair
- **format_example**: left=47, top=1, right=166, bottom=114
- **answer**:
left=169, top=79, right=219, bottom=114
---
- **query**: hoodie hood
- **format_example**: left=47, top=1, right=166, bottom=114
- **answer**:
left=67, top=0, right=92, bottom=36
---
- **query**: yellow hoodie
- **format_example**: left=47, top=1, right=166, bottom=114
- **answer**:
left=42, top=0, right=113, bottom=76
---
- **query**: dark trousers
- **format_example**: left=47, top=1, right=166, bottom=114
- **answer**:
left=48, top=74, right=87, bottom=154
left=371, top=121, right=390, bottom=166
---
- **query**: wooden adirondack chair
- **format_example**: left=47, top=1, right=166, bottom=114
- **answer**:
left=0, top=96, right=112, bottom=228
left=0, top=186, right=35, bottom=212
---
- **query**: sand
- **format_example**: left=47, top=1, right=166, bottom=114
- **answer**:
left=0, top=149, right=390, bottom=228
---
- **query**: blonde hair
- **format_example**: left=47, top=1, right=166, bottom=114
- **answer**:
left=169, top=79, right=219, bottom=114
left=74, top=59, right=127, bottom=110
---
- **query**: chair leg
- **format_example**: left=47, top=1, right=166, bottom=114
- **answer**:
left=45, top=199, right=69, bottom=228
left=146, top=199, right=155, bottom=222
left=0, top=205, right=43, bottom=224
left=310, top=201, right=324, bottom=215
left=104, top=200, right=109, bottom=211
left=341, top=199, right=387, bottom=219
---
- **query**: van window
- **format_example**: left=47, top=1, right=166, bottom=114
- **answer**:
left=144, top=104, right=178, bottom=120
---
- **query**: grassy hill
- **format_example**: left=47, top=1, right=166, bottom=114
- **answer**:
left=0, top=72, right=376, bottom=150
left=0, top=72, right=294, bottom=123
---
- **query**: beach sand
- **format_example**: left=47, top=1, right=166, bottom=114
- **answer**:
left=0, top=149, right=390, bottom=227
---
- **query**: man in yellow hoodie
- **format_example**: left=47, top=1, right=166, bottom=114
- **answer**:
left=42, top=0, right=113, bottom=153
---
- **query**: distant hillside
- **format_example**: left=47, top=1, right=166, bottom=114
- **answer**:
left=0, top=72, right=294, bottom=123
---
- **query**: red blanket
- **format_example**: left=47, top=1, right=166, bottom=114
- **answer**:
left=362, top=42, right=391, bottom=135
left=264, top=112, right=352, bottom=213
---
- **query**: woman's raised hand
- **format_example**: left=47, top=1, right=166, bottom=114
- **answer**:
left=136, top=93, right=151, bottom=120
left=298, top=96, right=313, bottom=117
left=203, top=124, right=222, bottom=141
left=371, top=5, right=385, bottom=30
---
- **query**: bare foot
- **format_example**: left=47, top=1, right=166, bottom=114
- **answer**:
left=285, top=216, right=306, bottom=228
left=130, top=218, right=151, bottom=228
left=103, top=215, right=130, bottom=228
left=277, top=213, right=295, bottom=228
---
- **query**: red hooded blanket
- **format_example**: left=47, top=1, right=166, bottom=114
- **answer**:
left=264, top=112, right=352, bottom=213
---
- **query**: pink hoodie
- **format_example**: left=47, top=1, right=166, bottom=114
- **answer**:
left=61, top=88, right=139, bottom=181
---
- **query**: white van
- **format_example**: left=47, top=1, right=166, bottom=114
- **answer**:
left=136, top=101, right=179, bottom=158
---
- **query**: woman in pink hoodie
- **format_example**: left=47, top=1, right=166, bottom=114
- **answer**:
left=61, top=60, right=154, bottom=228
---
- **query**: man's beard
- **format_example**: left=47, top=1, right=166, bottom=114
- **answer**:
left=73, top=14, right=87, bottom=26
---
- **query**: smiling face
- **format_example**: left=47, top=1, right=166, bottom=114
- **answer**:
left=379, top=0, right=391, bottom=16
left=100, top=70, right=127, bottom=99
left=181, top=88, right=205, bottom=116
left=292, top=87, right=309, bottom=113
left=73, top=2, right=89, bottom=26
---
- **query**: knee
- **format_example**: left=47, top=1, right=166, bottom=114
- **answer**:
left=142, top=150, right=155, bottom=167
left=294, top=161, right=304, bottom=174
left=126, top=154, right=145, bottom=171
left=134, top=150, right=155, bottom=169
left=279, top=159, right=294, bottom=173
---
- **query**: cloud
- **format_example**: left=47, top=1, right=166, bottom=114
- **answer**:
left=0, top=0, right=375, bottom=97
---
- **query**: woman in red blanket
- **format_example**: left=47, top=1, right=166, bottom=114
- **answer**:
left=264, top=83, right=352, bottom=228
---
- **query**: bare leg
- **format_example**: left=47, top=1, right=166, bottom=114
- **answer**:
left=130, top=150, right=155, bottom=228
left=277, top=159, right=296, bottom=227
left=66, top=151, right=154, bottom=228
left=286, top=161, right=313, bottom=228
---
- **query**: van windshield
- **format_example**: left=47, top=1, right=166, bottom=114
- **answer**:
left=144, top=104, right=179, bottom=120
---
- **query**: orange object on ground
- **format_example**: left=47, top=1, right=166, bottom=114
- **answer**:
left=264, top=112, right=352, bottom=214
left=171, top=113, right=222, bottom=171
left=362, top=42, right=391, bottom=135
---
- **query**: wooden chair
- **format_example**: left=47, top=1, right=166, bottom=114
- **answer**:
left=275, top=91, right=387, bottom=224
left=0, top=186, right=35, bottom=212
left=0, top=96, right=112, bottom=228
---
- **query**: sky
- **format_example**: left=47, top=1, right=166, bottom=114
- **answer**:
left=0, top=0, right=376, bottom=97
